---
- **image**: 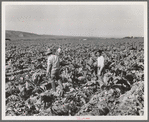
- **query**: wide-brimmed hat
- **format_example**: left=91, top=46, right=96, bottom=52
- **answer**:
left=45, top=48, right=53, bottom=55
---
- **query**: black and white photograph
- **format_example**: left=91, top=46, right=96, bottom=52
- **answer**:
left=2, top=2, right=148, bottom=120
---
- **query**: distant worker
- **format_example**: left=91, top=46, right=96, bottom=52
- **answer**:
left=46, top=48, right=63, bottom=96
left=56, top=46, right=62, bottom=56
left=95, top=50, right=105, bottom=84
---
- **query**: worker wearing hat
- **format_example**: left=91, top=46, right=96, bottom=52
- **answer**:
left=56, top=45, right=62, bottom=56
left=46, top=48, right=63, bottom=96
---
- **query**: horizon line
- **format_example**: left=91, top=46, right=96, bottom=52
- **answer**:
left=6, top=29, right=144, bottom=39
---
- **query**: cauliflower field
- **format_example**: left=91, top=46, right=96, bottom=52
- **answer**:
left=5, top=37, right=144, bottom=116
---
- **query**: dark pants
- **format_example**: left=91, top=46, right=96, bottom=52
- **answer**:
left=97, top=67, right=105, bottom=87
left=49, top=70, right=63, bottom=92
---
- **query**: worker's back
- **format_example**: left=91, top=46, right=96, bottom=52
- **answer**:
left=48, top=54, right=60, bottom=72
left=97, top=55, right=104, bottom=68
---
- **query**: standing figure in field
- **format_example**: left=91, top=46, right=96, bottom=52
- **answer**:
left=56, top=45, right=62, bottom=56
left=46, top=48, right=63, bottom=96
left=96, top=50, right=105, bottom=84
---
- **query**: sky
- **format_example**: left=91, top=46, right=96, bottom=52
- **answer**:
left=4, top=3, right=145, bottom=37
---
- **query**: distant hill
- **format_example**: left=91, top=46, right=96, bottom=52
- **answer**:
left=5, top=30, right=144, bottom=41
left=6, top=30, right=40, bottom=39
left=5, top=30, right=81, bottom=40
left=5, top=30, right=101, bottom=40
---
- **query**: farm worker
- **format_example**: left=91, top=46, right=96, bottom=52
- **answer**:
left=46, top=48, right=64, bottom=96
left=95, top=49, right=105, bottom=83
left=56, top=46, right=62, bottom=56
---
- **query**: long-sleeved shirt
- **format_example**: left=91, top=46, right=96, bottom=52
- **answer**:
left=47, top=54, right=60, bottom=73
left=97, top=56, right=104, bottom=76
left=97, top=56, right=104, bottom=68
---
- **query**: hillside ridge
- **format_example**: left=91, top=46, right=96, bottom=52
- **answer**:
left=5, top=30, right=143, bottom=40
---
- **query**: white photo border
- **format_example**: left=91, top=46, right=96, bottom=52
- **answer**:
left=2, top=1, right=148, bottom=120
